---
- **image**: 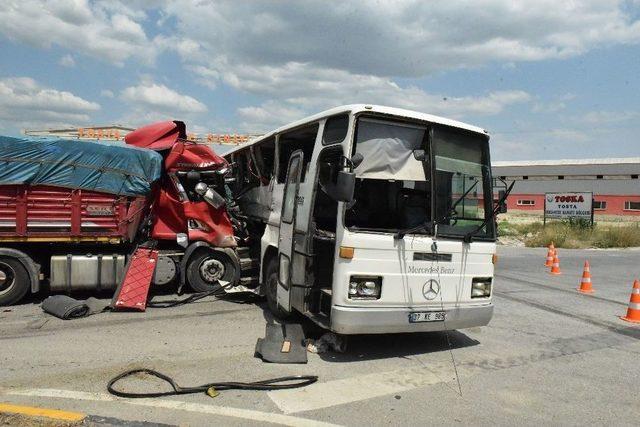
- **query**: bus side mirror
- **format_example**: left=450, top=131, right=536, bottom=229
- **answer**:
left=330, top=171, right=356, bottom=202
left=498, top=190, right=508, bottom=213
left=413, top=149, right=427, bottom=161
left=321, top=170, right=356, bottom=202
left=350, top=153, right=364, bottom=169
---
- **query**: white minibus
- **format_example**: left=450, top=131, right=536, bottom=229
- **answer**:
left=225, top=105, right=504, bottom=334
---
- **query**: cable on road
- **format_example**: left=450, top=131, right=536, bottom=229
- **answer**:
left=107, top=368, right=318, bottom=398
left=146, top=287, right=224, bottom=308
left=147, top=280, right=259, bottom=308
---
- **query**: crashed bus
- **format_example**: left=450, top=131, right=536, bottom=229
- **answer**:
left=226, top=105, right=503, bottom=334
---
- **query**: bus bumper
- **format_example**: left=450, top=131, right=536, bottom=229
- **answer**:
left=330, top=303, right=493, bottom=335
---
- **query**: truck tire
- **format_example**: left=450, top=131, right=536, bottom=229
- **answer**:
left=262, top=258, right=291, bottom=319
left=186, top=249, right=236, bottom=293
left=0, top=257, right=30, bottom=306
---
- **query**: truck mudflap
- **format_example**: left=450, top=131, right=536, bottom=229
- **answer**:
left=112, top=247, right=159, bottom=311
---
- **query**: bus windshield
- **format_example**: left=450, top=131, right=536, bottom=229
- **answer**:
left=345, top=117, right=494, bottom=240
left=433, top=127, right=493, bottom=239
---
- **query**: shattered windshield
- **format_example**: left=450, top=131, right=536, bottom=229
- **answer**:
left=433, top=127, right=494, bottom=239
left=345, top=116, right=494, bottom=240
left=345, top=118, right=430, bottom=233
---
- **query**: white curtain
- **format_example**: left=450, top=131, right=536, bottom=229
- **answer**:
left=354, top=118, right=427, bottom=181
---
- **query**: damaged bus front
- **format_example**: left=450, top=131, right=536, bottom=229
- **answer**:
left=226, top=105, right=500, bottom=335
left=335, top=112, right=496, bottom=333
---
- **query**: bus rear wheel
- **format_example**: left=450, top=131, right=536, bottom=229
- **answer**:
left=0, top=257, right=30, bottom=306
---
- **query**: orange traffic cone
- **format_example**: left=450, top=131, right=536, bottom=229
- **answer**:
left=620, top=280, right=640, bottom=323
left=550, top=253, right=561, bottom=275
left=577, top=261, right=594, bottom=294
left=544, top=244, right=555, bottom=267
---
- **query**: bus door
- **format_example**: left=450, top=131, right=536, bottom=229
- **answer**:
left=277, top=150, right=304, bottom=312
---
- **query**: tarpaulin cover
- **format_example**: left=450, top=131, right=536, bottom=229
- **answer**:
left=0, top=136, right=163, bottom=196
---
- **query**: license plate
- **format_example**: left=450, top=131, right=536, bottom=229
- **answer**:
left=408, top=311, right=446, bottom=323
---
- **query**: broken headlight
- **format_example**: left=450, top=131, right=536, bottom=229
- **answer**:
left=471, top=277, right=492, bottom=298
left=348, top=276, right=382, bottom=300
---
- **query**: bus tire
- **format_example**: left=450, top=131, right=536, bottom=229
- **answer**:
left=263, top=258, right=290, bottom=319
left=186, top=249, right=236, bottom=293
left=0, top=256, right=30, bottom=306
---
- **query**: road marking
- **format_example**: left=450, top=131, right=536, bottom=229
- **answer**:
left=269, top=362, right=452, bottom=414
left=4, top=388, right=339, bottom=427
left=269, top=329, right=639, bottom=414
left=0, top=402, right=86, bottom=422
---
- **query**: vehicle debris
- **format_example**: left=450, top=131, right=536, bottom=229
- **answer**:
left=305, top=332, right=347, bottom=354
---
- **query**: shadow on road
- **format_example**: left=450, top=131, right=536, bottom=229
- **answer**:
left=317, top=330, right=479, bottom=363
left=255, top=301, right=480, bottom=363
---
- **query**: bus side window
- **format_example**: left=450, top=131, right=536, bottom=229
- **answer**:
left=252, top=137, right=275, bottom=184
left=233, top=149, right=259, bottom=189
left=322, top=114, right=349, bottom=145
left=277, top=123, right=318, bottom=183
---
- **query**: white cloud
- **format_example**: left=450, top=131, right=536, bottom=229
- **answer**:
left=0, top=0, right=156, bottom=66
left=164, top=0, right=640, bottom=77
left=120, top=81, right=208, bottom=119
left=2, top=0, right=639, bottom=141
left=223, top=62, right=531, bottom=130
left=237, top=101, right=308, bottom=132
left=532, top=94, right=576, bottom=113
left=58, top=54, right=76, bottom=68
left=0, top=76, right=100, bottom=130
left=578, top=110, right=640, bottom=125
left=100, top=89, right=114, bottom=98
left=158, top=0, right=637, bottom=129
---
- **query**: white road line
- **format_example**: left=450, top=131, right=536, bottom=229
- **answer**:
left=268, top=360, right=458, bottom=414
left=3, top=388, right=340, bottom=427
left=269, top=332, right=640, bottom=414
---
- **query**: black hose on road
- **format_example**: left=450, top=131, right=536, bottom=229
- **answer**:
left=146, top=287, right=224, bottom=308
left=107, top=368, right=318, bottom=398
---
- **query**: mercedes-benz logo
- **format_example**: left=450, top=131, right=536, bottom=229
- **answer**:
left=422, top=279, right=440, bottom=300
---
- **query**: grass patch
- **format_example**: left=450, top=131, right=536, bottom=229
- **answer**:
left=498, top=220, right=640, bottom=248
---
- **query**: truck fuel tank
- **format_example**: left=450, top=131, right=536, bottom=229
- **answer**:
left=50, top=254, right=125, bottom=291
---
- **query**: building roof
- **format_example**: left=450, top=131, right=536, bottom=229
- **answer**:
left=24, top=125, right=134, bottom=133
left=493, top=158, right=640, bottom=167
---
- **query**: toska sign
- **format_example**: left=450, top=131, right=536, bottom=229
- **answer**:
left=544, top=192, right=593, bottom=220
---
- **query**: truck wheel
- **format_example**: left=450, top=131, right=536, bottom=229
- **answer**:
left=186, top=249, right=236, bottom=293
left=262, top=258, right=290, bottom=319
left=0, top=257, right=30, bottom=306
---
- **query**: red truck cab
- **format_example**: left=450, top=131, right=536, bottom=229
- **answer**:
left=0, top=121, right=246, bottom=305
left=125, top=121, right=240, bottom=292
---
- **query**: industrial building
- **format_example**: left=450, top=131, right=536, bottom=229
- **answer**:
left=493, top=158, right=640, bottom=217
left=22, top=126, right=261, bottom=153
left=24, top=125, right=135, bottom=141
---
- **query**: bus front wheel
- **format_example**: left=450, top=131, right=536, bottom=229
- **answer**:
left=263, top=258, right=290, bottom=319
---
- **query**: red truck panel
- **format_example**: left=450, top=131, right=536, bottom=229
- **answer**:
left=0, top=185, right=148, bottom=243
left=112, top=247, right=159, bottom=311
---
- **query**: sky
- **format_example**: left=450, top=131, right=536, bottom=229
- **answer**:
left=0, top=0, right=639, bottom=160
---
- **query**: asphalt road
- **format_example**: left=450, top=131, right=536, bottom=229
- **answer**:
left=1, top=246, right=639, bottom=426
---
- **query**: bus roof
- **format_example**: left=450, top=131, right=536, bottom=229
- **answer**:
left=224, top=104, right=488, bottom=156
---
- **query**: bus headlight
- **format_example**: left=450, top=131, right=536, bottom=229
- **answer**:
left=348, top=276, right=382, bottom=299
left=471, top=278, right=492, bottom=298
